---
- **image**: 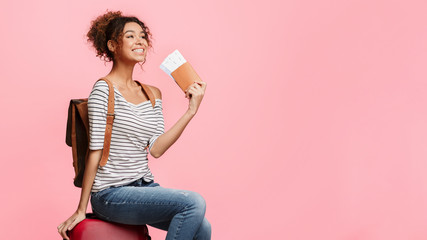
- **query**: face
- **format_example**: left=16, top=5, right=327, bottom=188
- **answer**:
left=110, top=22, right=149, bottom=64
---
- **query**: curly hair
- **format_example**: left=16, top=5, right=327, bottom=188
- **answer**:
left=86, top=10, right=152, bottom=63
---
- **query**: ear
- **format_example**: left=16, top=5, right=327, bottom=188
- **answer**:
left=107, top=40, right=115, bottom=52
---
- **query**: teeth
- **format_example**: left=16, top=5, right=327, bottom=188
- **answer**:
left=133, top=49, right=144, bottom=52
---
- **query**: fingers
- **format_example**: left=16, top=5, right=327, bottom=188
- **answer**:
left=68, top=217, right=81, bottom=231
left=185, top=89, right=191, bottom=99
left=195, top=81, right=207, bottom=91
left=185, top=85, right=195, bottom=99
left=192, top=81, right=207, bottom=92
left=185, top=82, right=205, bottom=98
left=185, top=82, right=206, bottom=94
left=58, top=222, right=70, bottom=240
left=185, top=87, right=199, bottom=100
left=58, top=212, right=86, bottom=240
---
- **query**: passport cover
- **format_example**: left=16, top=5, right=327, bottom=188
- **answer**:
left=160, top=50, right=201, bottom=92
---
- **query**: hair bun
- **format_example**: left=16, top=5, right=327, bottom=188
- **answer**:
left=87, top=10, right=123, bottom=62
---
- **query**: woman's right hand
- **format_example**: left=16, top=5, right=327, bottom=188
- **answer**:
left=57, top=210, right=86, bottom=240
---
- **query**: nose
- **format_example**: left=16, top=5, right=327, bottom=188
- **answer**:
left=136, top=37, right=145, bottom=45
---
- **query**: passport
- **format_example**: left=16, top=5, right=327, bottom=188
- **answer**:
left=160, top=50, right=202, bottom=92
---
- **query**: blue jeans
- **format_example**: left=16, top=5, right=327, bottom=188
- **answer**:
left=90, top=178, right=211, bottom=240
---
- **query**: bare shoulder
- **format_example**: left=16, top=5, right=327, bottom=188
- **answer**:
left=145, top=84, right=162, bottom=100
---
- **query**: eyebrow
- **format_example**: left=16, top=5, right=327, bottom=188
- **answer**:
left=124, top=30, right=145, bottom=34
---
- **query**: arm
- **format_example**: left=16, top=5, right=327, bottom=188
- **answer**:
left=57, top=150, right=102, bottom=240
left=58, top=81, right=110, bottom=239
left=150, top=81, right=207, bottom=158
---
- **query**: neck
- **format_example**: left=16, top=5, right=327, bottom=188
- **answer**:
left=107, top=60, right=138, bottom=88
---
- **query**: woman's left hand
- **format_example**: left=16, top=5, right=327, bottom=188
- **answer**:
left=185, top=81, right=207, bottom=115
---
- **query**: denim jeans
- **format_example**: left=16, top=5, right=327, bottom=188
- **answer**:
left=90, top=178, right=211, bottom=240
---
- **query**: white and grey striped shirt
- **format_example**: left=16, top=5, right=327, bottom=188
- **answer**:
left=88, top=80, right=164, bottom=192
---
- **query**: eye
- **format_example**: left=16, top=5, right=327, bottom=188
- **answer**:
left=127, top=35, right=134, bottom=38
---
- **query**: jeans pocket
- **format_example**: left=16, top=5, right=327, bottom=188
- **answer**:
left=91, top=187, right=112, bottom=202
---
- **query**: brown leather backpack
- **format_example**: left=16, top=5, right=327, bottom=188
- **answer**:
left=65, top=78, right=155, bottom=187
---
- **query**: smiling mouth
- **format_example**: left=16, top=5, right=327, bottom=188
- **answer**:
left=133, top=49, right=144, bottom=53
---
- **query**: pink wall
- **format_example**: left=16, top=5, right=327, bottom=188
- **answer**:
left=1, top=0, right=426, bottom=239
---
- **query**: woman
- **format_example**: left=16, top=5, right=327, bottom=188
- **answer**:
left=57, top=10, right=211, bottom=240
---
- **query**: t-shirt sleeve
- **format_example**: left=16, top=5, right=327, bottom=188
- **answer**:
left=88, top=81, right=110, bottom=150
left=148, top=100, right=165, bottom=153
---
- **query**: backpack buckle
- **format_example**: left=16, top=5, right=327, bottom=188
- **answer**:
left=106, top=113, right=115, bottom=124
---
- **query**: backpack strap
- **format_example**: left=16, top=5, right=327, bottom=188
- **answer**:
left=95, top=78, right=155, bottom=167
left=97, top=78, right=115, bottom=167
left=135, top=80, right=156, bottom=108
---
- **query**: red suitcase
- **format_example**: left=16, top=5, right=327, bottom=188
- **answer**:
left=69, top=214, right=151, bottom=240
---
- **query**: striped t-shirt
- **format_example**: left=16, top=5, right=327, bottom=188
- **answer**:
left=88, top=80, right=164, bottom=192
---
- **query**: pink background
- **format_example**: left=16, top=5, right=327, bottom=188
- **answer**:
left=1, top=0, right=426, bottom=239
